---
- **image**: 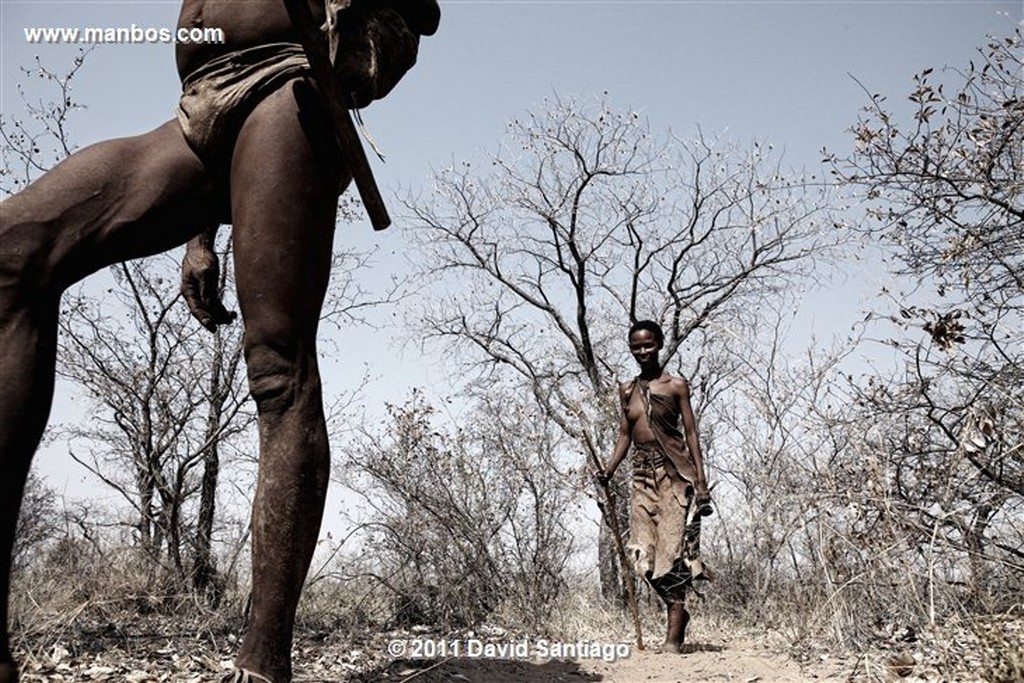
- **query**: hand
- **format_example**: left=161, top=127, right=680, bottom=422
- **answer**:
left=181, top=237, right=236, bottom=333
left=695, top=487, right=713, bottom=517
left=329, top=4, right=425, bottom=107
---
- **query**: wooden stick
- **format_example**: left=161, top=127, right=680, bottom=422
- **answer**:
left=282, top=0, right=391, bottom=230
left=589, top=450, right=645, bottom=651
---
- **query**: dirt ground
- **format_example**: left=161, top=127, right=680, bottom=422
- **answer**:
left=13, top=612, right=1020, bottom=682
left=362, top=637, right=838, bottom=683
left=14, top=635, right=837, bottom=683
left=351, top=618, right=1010, bottom=683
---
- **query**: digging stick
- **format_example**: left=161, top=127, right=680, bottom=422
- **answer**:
left=282, top=0, right=391, bottom=230
left=589, top=449, right=645, bottom=650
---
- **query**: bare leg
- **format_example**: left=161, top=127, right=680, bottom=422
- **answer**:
left=0, top=121, right=218, bottom=681
left=227, top=79, right=346, bottom=682
left=0, top=273, right=56, bottom=683
left=649, top=566, right=691, bottom=654
left=662, top=602, right=689, bottom=654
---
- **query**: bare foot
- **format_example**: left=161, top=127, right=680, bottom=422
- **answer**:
left=222, top=667, right=278, bottom=683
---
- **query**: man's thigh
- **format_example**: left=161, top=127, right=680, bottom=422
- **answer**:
left=1, top=120, right=220, bottom=291
left=228, top=78, right=346, bottom=343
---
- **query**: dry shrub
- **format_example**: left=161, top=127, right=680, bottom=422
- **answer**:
left=972, top=613, right=1024, bottom=683
left=9, top=532, right=250, bottom=660
left=338, top=392, right=579, bottom=632
left=294, top=558, right=393, bottom=637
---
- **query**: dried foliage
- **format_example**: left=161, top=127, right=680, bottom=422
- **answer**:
left=55, top=251, right=252, bottom=595
left=338, top=390, right=578, bottom=631
left=401, top=95, right=842, bottom=596
left=837, top=32, right=1023, bottom=313
left=0, top=49, right=90, bottom=195
left=831, top=32, right=1022, bottom=625
left=11, top=474, right=58, bottom=573
left=692, top=33, right=1024, bottom=652
left=832, top=31, right=1023, bottom=501
left=685, top=31, right=1024, bottom=653
left=6, top=34, right=1024, bottom=683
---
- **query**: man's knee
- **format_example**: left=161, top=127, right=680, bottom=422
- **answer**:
left=0, top=206, right=57, bottom=306
left=244, top=339, right=318, bottom=415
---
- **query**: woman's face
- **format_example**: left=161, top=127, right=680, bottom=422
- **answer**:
left=629, top=329, right=660, bottom=367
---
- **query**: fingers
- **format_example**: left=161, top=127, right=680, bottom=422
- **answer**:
left=181, top=255, right=236, bottom=333
left=695, top=492, right=714, bottom=517
left=181, top=275, right=216, bottom=332
left=187, top=295, right=237, bottom=333
left=208, top=299, right=238, bottom=326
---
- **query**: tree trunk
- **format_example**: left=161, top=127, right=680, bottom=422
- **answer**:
left=192, top=439, right=221, bottom=603
left=598, top=473, right=631, bottom=605
left=966, top=504, right=994, bottom=611
left=192, top=328, right=230, bottom=605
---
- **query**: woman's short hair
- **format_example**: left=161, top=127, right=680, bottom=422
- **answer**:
left=628, top=319, right=664, bottom=347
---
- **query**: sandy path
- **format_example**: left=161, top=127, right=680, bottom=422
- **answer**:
left=362, top=633, right=845, bottom=683
left=27, top=617, right=1010, bottom=682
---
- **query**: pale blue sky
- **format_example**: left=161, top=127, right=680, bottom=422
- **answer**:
left=5, top=2, right=1020, bottom=192
left=2, top=0, right=1022, bottom=519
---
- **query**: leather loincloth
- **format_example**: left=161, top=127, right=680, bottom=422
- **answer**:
left=176, top=42, right=311, bottom=169
left=626, top=441, right=706, bottom=601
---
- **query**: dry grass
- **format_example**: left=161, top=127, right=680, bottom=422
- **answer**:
left=972, top=612, right=1024, bottom=683
left=9, top=532, right=1022, bottom=683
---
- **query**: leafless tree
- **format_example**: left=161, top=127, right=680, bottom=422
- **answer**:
left=11, top=473, right=59, bottom=573
left=400, top=95, right=843, bottom=596
left=56, top=252, right=253, bottom=590
left=0, top=49, right=90, bottom=195
left=832, top=32, right=1022, bottom=496
left=339, top=389, right=577, bottom=629
left=821, top=30, right=1023, bottom=626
